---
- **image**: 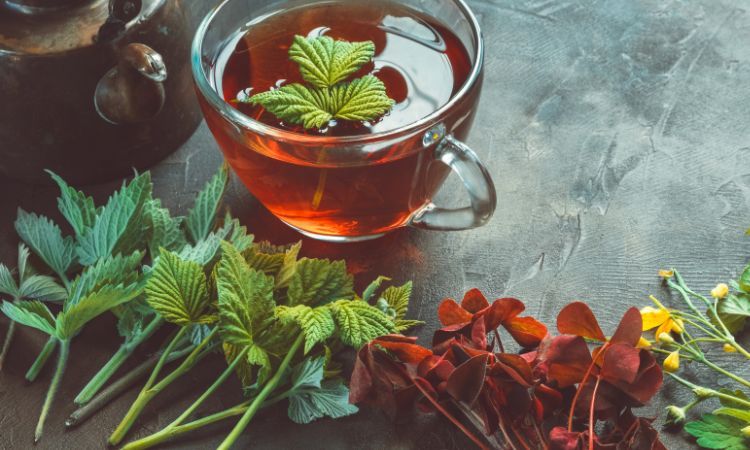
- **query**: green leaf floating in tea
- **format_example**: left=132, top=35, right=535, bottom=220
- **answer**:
left=246, top=35, right=395, bottom=129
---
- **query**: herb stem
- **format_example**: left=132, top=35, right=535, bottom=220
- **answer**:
left=66, top=345, right=194, bottom=428
left=588, top=376, right=602, bottom=450
left=218, top=334, right=305, bottom=450
left=0, top=313, right=17, bottom=371
left=696, top=355, right=750, bottom=389
left=34, top=338, right=69, bottom=443
left=75, top=317, right=164, bottom=405
left=668, top=373, right=750, bottom=408
left=26, top=335, right=57, bottom=382
left=568, top=342, right=608, bottom=431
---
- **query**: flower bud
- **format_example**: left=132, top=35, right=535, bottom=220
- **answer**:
left=663, top=351, right=680, bottom=373
left=658, top=269, right=674, bottom=279
left=637, top=336, right=652, bottom=349
left=742, top=425, right=750, bottom=438
left=672, top=318, right=685, bottom=334
left=711, top=283, right=729, bottom=299
left=665, top=405, right=686, bottom=426
left=723, top=343, right=737, bottom=353
left=658, top=333, right=675, bottom=345
left=693, top=387, right=713, bottom=399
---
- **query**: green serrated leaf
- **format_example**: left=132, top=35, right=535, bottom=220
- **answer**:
left=330, top=299, right=395, bottom=348
left=685, top=414, right=749, bottom=450
left=1, top=300, right=57, bottom=336
left=17, top=244, right=33, bottom=283
left=76, top=172, right=153, bottom=266
left=18, top=275, right=67, bottom=302
left=216, top=242, right=275, bottom=346
left=362, top=276, right=390, bottom=303
left=290, top=356, right=325, bottom=392
left=717, top=293, right=750, bottom=334
left=220, top=213, right=254, bottom=253
left=0, top=263, right=18, bottom=297
left=179, top=232, right=223, bottom=266
left=739, top=265, right=750, bottom=293
left=289, top=35, right=374, bottom=89
left=15, top=209, right=76, bottom=277
left=395, top=319, right=425, bottom=332
left=145, top=249, right=210, bottom=326
left=68, top=252, right=144, bottom=306
left=288, top=306, right=335, bottom=354
left=275, top=242, right=302, bottom=289
left=288, top=258, right=354, bottom=307
left=247, top=344, right=272, bottom=384
left=186, top=167, right=229, bottom=244
left=47, top=170, right=97, bottom=236
left=288, top=378, right=358, bottom=424
left=147, top=199, right=186, bottom=256
left=57, top=284, right=141, bottom=339
left=380, top=281, right=412, bottom=321
left=187, top=323, right=214, bottom=346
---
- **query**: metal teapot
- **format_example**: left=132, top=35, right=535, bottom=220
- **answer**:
left=0, top=0, right=203, bottom=184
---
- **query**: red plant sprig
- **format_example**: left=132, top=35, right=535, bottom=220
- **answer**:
left=350, top=290, right=666, bottom=450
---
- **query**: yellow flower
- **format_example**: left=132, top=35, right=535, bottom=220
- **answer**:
left=658, top=269, right=674, bottom=279
left=711, top=283, right=729, bottom=299
left=637, top=336, right=652, bottom=349
left=723, top=343, right=737, bottom=353
left=641, top=298, right=684, bottom=337
left=663, top=351, right=680, bottom=373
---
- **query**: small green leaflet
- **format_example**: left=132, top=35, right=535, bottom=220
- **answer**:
left=289, top=35, right=375, bottom=89
left=47, top=170, right=98, bottom=236
left=286, top=356, right=358, bottom=424
left=362, top=276, right=391, bottom=303
left=0, top=244, right=66, bottom=302
left=685, top=414, right=749, bottom=450
left=250, top=75, right=394, bottom=130
left=277, top=305, right=335, bottom=354
left=330, top=299, right=395, bottom=348
left=145, top=249, right=212, bottom=326
left=717, top=293, right=750, bottom=334
left=738, top=264, right=750, bottom=293
left=15, top=209, right=76, bottom=277
left=220, top=213, right=254, bottom=253
left=57, top=284, right=142, bottom=339
left=67, top=252, right=144, bottom=306
left=714, top=407, right=750, bottom=424
left=1, top=300, right=57, bottom=336
left=287, top=258, right=354, bottom=307
left=76, top=172, right=153, bottom=265
left=147, top=199, right=186, bottom=256
left=186, top=166, right=229, bottom=244
left=379, top=281, right=423, bottom=332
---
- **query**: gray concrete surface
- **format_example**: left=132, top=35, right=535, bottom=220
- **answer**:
left=2, top=0, right=750, bottom=448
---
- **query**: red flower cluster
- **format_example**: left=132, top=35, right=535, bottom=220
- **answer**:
left=350, top=289, right=665, bottom=450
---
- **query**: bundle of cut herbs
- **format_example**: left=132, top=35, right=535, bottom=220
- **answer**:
left=350, top=289, right=666, bottom=450
left=0, top=167, right=421, bottom=449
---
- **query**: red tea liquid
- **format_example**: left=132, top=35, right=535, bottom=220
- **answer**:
left=202, top=0, right=480, bottom=237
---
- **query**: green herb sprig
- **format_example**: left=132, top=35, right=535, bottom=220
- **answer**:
left=246, top=35, right=395, bottom=129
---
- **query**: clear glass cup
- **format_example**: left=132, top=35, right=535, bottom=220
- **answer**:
left=192, top=0, right=496, bottom=242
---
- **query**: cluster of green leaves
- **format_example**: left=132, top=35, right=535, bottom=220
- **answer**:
left=247, top=35, right=394, bottom=129
left=721, top=266, right=750, bottom=334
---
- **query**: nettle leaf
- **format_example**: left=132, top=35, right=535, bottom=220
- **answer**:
left=18, top=275, right=67, bottom=302
left=216, top=242, right=275, bottom=346
left=685, top=414, right=749, bottom=450
left=250, top=75, right=393, bottom=129
left=147, top=199, right=186, bottom=256
left=247, top=344, right=272, bottom=384
left=395, top=319, right=424, bottom=333
left=281, top=305, right=335, bottom=354
left=717, top=293, right=750, bottom=334
left=289, top=35, right=374, bottom=89
left=290, top=356, right=325, bottom=392
left=146, top=249, right=211, bottom=326
left=288, top=258, right=354, bottom=307
left=116, top=305, right=146, bottom=340
left=380, top=281, right=413, bottom=321
left=186, top=166, right=228, bottom=244
left=0, top=263, right=18, bottom=297
left=47, top=170, right=97, bottom=236
left=179, top=232, right=223, bottom=266
left=330, top=300, right=395, bottom=348
left=68, top=252, right=144, bottom=306
left=288, top=379, right=358, bottom=424
left=57, top=284, right=141, bottom=339
left=76, top=172, right=153, bottom=266
left=1, top=300, right=57, bottom=336
left=17, top=244, right=33, bottom=283
left=245, top=241, right=301, bottom=287
left=220, top=213, right=254, bottom=253
left=15, top=209, right=76, bottom=276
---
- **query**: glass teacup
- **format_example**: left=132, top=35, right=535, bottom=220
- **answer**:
left=192, top=0, right=496, bottom=242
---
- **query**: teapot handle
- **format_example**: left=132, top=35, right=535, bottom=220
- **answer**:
left=94, top=43, right=168, bottom=125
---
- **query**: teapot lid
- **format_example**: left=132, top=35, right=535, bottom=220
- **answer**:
left=0, top=0, right=160, bottom=55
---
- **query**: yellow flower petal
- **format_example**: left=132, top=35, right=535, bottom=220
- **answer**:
left=724, top=343, right=737, bottom=353
left=658, top=269, right=674, bottom=279
left=656, top=320, right=673, bottom=339
left=663, top=351, right=680, bottom=373
left=637, top=336, right=652, bottom=349
left=671, top=318, right=684, bottom=334
left=711, top=283, right=729, bottom=299
left=640, top=306, right=669, bottom=331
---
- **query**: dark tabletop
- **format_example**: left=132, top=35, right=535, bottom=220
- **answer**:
left=2, top=0, right=750, bottom=449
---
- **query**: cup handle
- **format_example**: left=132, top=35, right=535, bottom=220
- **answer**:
left=411, top=135, right=497, bottom=231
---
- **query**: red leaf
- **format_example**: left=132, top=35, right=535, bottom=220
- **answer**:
left=438, top=299, right=473, bottom=326
left=540, top=335, right=594, bottom=388
left=446, top=353, right=489, bottom=405
left=504, top=316, right=548, bottom=347
left=461, top=288, right=490, bottom=313
left=557, top=302, right=606, bottom=341
left=482, top=297, right=525, bottom=330
left=610, top=307, right=643, bottom=347
left=534, top=383, right=564, bottom=418
left=601, top=343, right=640, bottom=384
left=372, top=335, right=433, bottom=364
left=549, top=427, right=584, bottom=450
left=471, top=316, right=487, bottom=349
left=608, top=349, right=663, bottom=405
left=417, top=355, right=454, bottom=381
left=491, top=354, right=533, bottom=386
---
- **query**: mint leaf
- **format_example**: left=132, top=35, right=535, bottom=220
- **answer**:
left=717, top=293, right=750, bottom=334
left=15, top=209, right=76, bottom=277
left=47, top=170, right=97, bottom=236
left=287, top=258, right=354, bottom=307
left=76, top=172, right=152, bottom=266
left=186, top=166, right=228, bottom=244
left=288, top=378, right=358, bottom=424
left=145, top=249, right=211, bottom=326
left=685, top=414, right=749, bottom=450
left=57, top=284, right=142, bottom=339
left=250, top=75, right=393, bottom=129
left=1, top=300, right=57, bottom=336
left=289, top=35, right=374, bottom=89
left=330, top=299, right=395, bottom=348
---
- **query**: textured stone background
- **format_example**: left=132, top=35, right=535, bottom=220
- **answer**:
left=2, top=0, right=750, bottom=448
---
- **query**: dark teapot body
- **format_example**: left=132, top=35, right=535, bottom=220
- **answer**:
left=0, top=0, right=203, bottom=185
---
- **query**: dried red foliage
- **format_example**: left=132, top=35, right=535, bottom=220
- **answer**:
left=350, top=292, right=665, bottom=450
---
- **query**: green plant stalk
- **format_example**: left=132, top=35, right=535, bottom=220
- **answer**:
left=67, top=344, right=195, bottom=428
left=669, top=373, right=750, bottom=408
left=0, top=318, right=16, bottom=371
left=26, top=336, right=57, bottom=382
left=34, top=338, right=70, bottom=442
left=109, top=327, right=217, bottom=445
left=75, top=316, right=164, bottom=405
left=218, top=334, right=305, bottom=450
